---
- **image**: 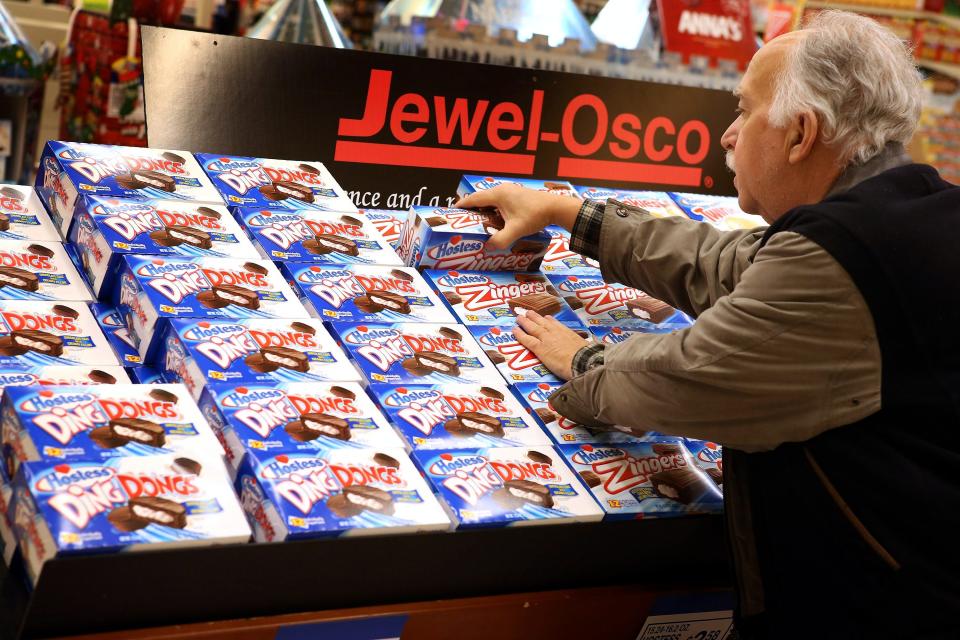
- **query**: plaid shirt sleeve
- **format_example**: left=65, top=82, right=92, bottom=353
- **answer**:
left=571, top=342, right=606, bottom=376
left=569, top=198, right=606, bottom=260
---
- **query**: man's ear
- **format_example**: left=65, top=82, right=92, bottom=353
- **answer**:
left=785, top=110, right=819, bottom=164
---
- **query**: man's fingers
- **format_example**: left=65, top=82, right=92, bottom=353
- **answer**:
left=524, top=310, right=546, bottom=325
left=516, top=314, right=544, bottom=337
left=544, top=315, right=576, bottom=336
left=454, top=190, right=497, bottom=209
left=512, top=325, right=540, bottom=350
left=485, top=221, right=525, bottom=250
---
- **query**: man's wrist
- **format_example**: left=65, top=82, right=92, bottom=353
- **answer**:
left=571, top=343, right=606, bottom=376
left=549, top=196, right=586, bottom=232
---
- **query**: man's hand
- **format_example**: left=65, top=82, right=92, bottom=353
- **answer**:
left=455, top=184, right=582, bottom=250
left=513, top=311, right=590, bottom=381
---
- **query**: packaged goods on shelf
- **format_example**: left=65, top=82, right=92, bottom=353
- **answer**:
left=35, top=142, right=223, bottom=236
left=668, top=192, right=768, bottom=230
left=0, top=365, right=129, bottom=388
left=329, top=322, right=500, bottom=386
left=235, top=446, right=451, bottom=541
left=124, top=366, right=167, bottom=384
left=423, top=269, right=584, bottom=328
left=537, top=225, right=601, bottom=275
left=466, top=326, right=565, bottom=385
left=90, top=303, right=143, bottom=365
left=396, top=206, right=549, bottom=272
left=116, top=256, right=307, bottom=360
left=574, top=186, right=687, bottom=219
left=414, top=446, right=603, bottom=527
left=0, top=186, right=60, bottom=242
left=0, top=239, right=93, bottom=302
left=280, top=263, right=453, bottom=324
left=70, top=198, right=259, bottom=297
left=0, top=300, right=119, bottom=368
left=195, top=154, right=357, bottom=213
left=682, top=439, right=724, bottom=487
left=10, top=451, right=249, bottom=586
left=234, top=208, right=402, bottom=266
left=457, top=175, right=582, bottom=200
left=200, top=382, right=406, bottom=474
left=558, top=441, right=724, bottom=520
left=359, top=208, right=408, bottom=250
left=546, top=270, right=692, bottom=330
left=159, top=317, right=360, bottom=401
left=369, top=383, right=552, bottom=450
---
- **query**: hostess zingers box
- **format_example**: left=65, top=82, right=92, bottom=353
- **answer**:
left=70, top=197, right=259, bottom=298
left=116, top=256, right=306, bottom=360
left=35, top=142, right=223, bottom=235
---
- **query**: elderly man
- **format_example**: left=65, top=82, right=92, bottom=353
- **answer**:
left=456, top=10, right=959, bottom=639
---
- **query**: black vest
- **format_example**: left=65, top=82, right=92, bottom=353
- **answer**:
left=729, top=165, right=960, bottom=638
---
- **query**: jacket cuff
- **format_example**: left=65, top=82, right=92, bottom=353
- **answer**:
left=569, top=199, right=606, bottom=260
left=547, top=367, right=613, bottom=429
left=571, top=343, right=605, bottom=376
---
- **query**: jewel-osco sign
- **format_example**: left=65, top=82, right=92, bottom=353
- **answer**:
left=143, top=27, right=737, bottom=209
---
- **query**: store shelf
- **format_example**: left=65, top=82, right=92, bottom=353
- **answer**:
left=1, top=515, right=728, bottom=639
left=918, top=59, right=960, bottom=80
left=806, top=1, right=960, bottom=29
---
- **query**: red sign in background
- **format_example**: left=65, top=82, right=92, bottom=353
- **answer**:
left=657, top=0, right=758, bottom=69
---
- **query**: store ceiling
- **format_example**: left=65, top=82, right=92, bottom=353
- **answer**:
left=247, top=0, right=352, bottom=47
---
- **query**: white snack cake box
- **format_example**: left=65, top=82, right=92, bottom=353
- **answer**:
left=369, top=383, right=552, bottom=450
left=457, top=175, right=582, bottom=200
left=359, top=209, right=408, bottom=249
left=234, top=208, right=402, bottom=266
left=0, top=185, right=60, bottom=241
left=0, top=366, right=130, bottom=389
left=668, top=192, right=768, bottom=230
left=116, top=255, right=307, bottom=361
left=558, top=441, right=724, bottom=520
left=414, top=446, right=603, bottom=528
left=158, top=317, right=360, bottom=401
left=195, top=154, right=357, bottom=213
left=574, top=186, right=687, bottom=219
left=199, top=381, right=406, bottom=474
left=0, top=240, right=93, bottom=302
left=236, top=446, right=450, bottom=541
left=1, top=384, right=223, bottom=479
left=70, top=196, right=259, bottom=298
left=0, top=300, right=119, bottom=368
left=11, top=451, right=249, bottom=585
left=35, top=141, right=223, bottom=236
left=538, top=225, right=600, bottom=275
left=330, top=322, right=501, bottom=387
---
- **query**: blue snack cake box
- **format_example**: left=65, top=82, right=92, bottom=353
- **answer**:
left=234, top=208, right=402, bottom=266
left=0, top=300, right=119, bottom=368
left=0, top=185, right=60, bottom=242
left=280, top=263, right=453, bottom=324
left=413, top=446, right=602, bottom=528
left=457, top=175, right=581, bottom=200
left=330, top=322, right=500, bottom=386
left=195, top=154, right=357, bottom=212
left=116, top=255, right=307, bottom=360
left=423, top=270, right=583, bottom=328
left=574, top=186, right=687, bottom=219
left=668, top=192, right=767, bottom=230
left=35, top=141, right=223, bottom=236
left=359, top=208, right=408, bottom=250
left=10, top=451, right=249, bottom=585
left=90, top=303, right=143, bottom=365
left=369, top=383, right=552, bottom=450
left=557, top=441, right=723, bottom=520
left=199, top=381, right=406, bottom=473
left=467, top=326, right=562, bottom=385
left=537, top=225, right=600, bottom=275
left=158, top=317, right=359, bottom=401
left=70, top=196, right=259, bottom=297
left=235, top=446, right=450, bottom=542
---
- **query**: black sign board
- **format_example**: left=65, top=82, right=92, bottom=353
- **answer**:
left=142, top=27, right=737, bottom=209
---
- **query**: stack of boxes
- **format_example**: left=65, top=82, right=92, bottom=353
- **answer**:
left=1, top=143, right=742, bottom=584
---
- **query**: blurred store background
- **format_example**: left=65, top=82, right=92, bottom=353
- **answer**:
left=0, top=0, right=959, bottom=185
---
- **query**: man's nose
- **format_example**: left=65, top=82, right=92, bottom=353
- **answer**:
left=721, top=121, right=738, bottom=152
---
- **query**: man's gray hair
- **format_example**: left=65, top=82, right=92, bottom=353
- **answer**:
left=769, top=10, right=924, bottom=166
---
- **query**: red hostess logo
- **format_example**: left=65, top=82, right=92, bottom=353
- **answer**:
left=335, top=70, right=711, bottom=188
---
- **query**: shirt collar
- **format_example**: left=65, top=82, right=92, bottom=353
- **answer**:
left=825, top=142, right=912, bottom=198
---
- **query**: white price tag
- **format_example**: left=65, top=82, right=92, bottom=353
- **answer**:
left=636, top=610, right=733, bottom=640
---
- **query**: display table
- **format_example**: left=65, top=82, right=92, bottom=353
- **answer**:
left=1, top=516, right=729, bottom=639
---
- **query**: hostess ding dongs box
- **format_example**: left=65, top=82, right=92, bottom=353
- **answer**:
left=330, top=322, right=500, bottom=386
left=280, top=263, right=453, bottom=324
left=35, top=142, right=223, bottom=235
left=0, top=240, right=92, bottom=302
left=10, top=451, right=250, bottom=585
left=414, top=446, right=602, bottom=528
left=0, top=185, right=59, bottom=242
left=370, top=383, right=552, bottom=450
left=0, top=300, right=119, bottom=369
left=91, top=303, right=142, bottom=365
left=0, top=366, right=129, bottom=389
left=397, top=207, right=549, bottom=272
left=70, top=196, right=259, bottom=297
left=159, top=317, right=360, bottom=401
left=423, top=270, right=583, bottom=327
left=1, top=384, right=222, bottom=478
left=668, top=192, right=767, bottom=231
left=235, top=447, right=450, bottom=541
left=234, top=208, right=402, bottom=266
left=195, top=154, right=357, bottom=212
left=558, top=441, right=723, bottom=520
left=360, top=209, right=408, bottom=250
left=457, top=175, right=581, bottom=200
left=574, top=186, right=687, bottom=219
left=515, top=382, right=656, bottom=445
left=547, top=271, right=692, bottom=330
left=199, top=382, right=405, bottom=472
left=116, top=256, right=307, bottom=360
